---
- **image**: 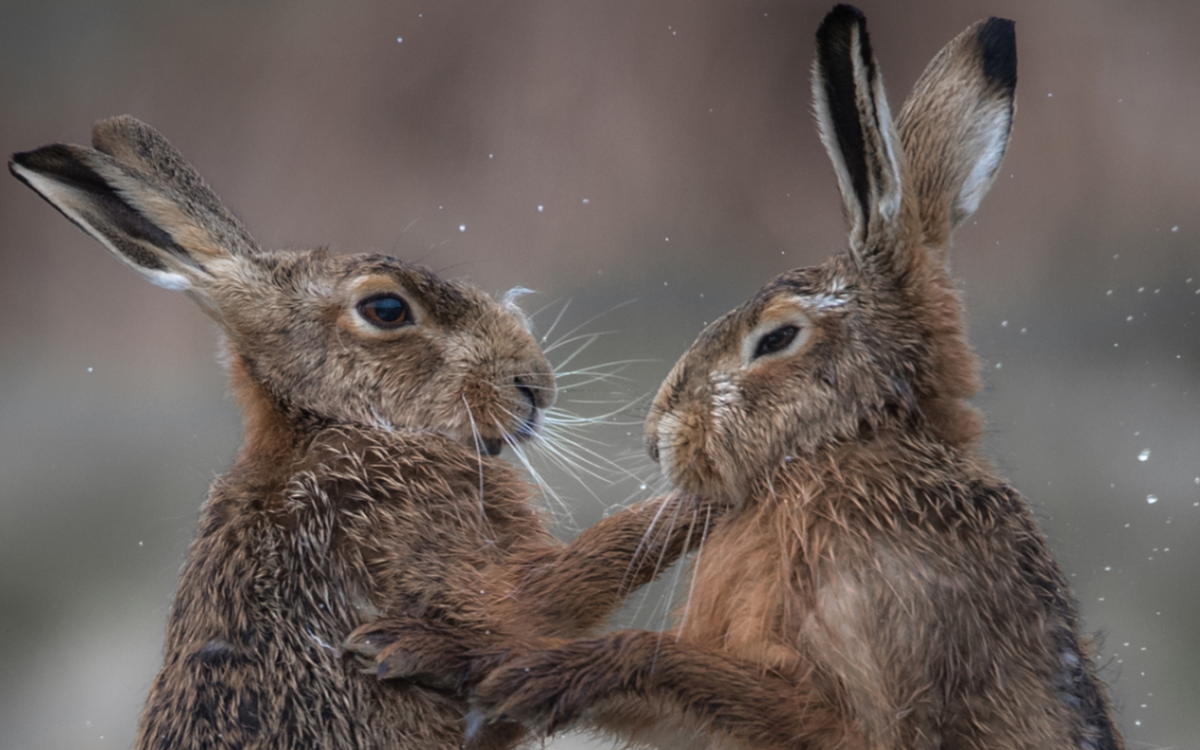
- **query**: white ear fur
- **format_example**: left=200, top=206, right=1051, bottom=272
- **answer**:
left=897, top=17, right=1017, bottom=242
left=950, top=99, right=1012, bottom=226
left=812, top=4, right=904, bottom=264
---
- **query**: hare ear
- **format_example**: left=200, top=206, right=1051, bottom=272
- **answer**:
left=898, top=18, right=1016, bottom=252
left=9, top=116, right=258, bottom=292
left=812, top=4, right=903, bottom=266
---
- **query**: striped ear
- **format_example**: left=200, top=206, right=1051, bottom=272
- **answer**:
left=812, top=4, right=903, bottom=267
left=9, top=116, right=258, bottom=293
left=898, top=17, right=1017, bottom=253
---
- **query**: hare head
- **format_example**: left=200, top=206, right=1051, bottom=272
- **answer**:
left=11, top=116, right=554, bottom=466
left=645, top=5, right=1016, bottom=502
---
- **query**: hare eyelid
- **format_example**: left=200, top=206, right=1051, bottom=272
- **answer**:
left=741, top=311, right=813, bottom=366
left=753, top=324, right=800, bottom=359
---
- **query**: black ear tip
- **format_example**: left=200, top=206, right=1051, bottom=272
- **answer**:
left=816, top=4, right=872, bottom=68
left=978, top=17, right=1017, bottom=93
left=11, top=149, right=37, bottom=171
left=826, top=4, right=865, bottom=26
left=9, top=144, right=113, bottom=194
left=10, top=144, right=69, bottom=174
left=817, top=4, right=867, bottom=42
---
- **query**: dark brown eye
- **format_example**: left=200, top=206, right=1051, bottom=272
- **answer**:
left=753, top=324, right=800, bottom=359
left=357, top=293, right=411, bottom=329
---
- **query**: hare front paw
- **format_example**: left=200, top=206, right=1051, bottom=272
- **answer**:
left=472, top=631, right=647, bottom=735
left=345, top=615, right=494, bottom=691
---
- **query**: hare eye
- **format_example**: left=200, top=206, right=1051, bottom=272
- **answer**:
left=357, top=293, right=411, bottom=329
left=753, top=324, right=800, bottom=359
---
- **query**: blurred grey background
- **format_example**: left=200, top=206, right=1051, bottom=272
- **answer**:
left=1, top=1, right=1197, bottom=748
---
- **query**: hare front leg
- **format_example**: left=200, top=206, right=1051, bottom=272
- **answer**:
left=501, top=491, right=718, bottom=635
left=347, top=614, right=550, bottom=691
left=346, top=492, right=723, bottom=684
left=472, top=631, right=848, bottom=750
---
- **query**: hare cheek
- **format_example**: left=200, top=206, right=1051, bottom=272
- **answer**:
left=655, top=410, right=712, bottom=491
left=710, top=375, right=741, bottom=425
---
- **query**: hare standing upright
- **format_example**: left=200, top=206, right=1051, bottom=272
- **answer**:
left=10, top=117, right=713, bottom=750
left=362, top=6, right=1124, bottom=750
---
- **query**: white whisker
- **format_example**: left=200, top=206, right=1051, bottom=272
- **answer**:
left=461, top=395, right=487, bottom=521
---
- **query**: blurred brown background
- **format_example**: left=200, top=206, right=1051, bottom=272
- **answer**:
left=1, top=1, right=1197, bottom=748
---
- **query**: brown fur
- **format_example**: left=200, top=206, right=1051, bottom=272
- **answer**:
left=9, top=116, right=714, bottom=750
left=360, top=6, right=1124, bottom=750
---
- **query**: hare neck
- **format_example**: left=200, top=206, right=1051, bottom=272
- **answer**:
left=751, top=427, right=992, bottom=514
left=225, top=350, right=313, bottom=496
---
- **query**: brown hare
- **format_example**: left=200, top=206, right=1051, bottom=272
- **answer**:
left=357, top=5, right=1124, bottom=749
left=9, top=116, right=714, bottom=750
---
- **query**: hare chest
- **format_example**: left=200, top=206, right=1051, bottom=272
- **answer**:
left=682, top=503, right=952, bottom=743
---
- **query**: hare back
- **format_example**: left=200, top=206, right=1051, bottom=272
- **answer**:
left=137, top=426, right=548, bottom=750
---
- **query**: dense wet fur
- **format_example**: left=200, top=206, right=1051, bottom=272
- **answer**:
left=10, top=116, right=713, bottom=750
left=363, top=6, right=1124, bottom=749
left=136, top=425, right=708, bottom=750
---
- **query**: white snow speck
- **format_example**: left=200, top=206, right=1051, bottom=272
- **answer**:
left=537, top=205, right=544, bottom=212
left=1001, top=320, right=1008, bottom=327
left=1138, top=449, right=1150, bottom=462
left=459, top=224, right=466, bottom=232
left=396, top=37, right=403, bottom=43
left=87, top=366, right=94, bottom=373
left=1171, top=225, right=1179, bottom=232
left=1146, top=494, right=1157, bottom=504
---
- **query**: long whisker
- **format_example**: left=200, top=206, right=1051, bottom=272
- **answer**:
left=675, top=498, right=713, bottom=637
left=541, top=298, right=637, bottom=354
left=537, top=298, right=573, bottom=347
left=461, top=395, right=487, bottom=521
left=537, top=416, right=651, bottom=486
left=500, top=424, right=579, bottom=525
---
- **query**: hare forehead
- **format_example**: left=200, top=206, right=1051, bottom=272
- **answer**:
left=784, top=279, right=850, bottom=314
